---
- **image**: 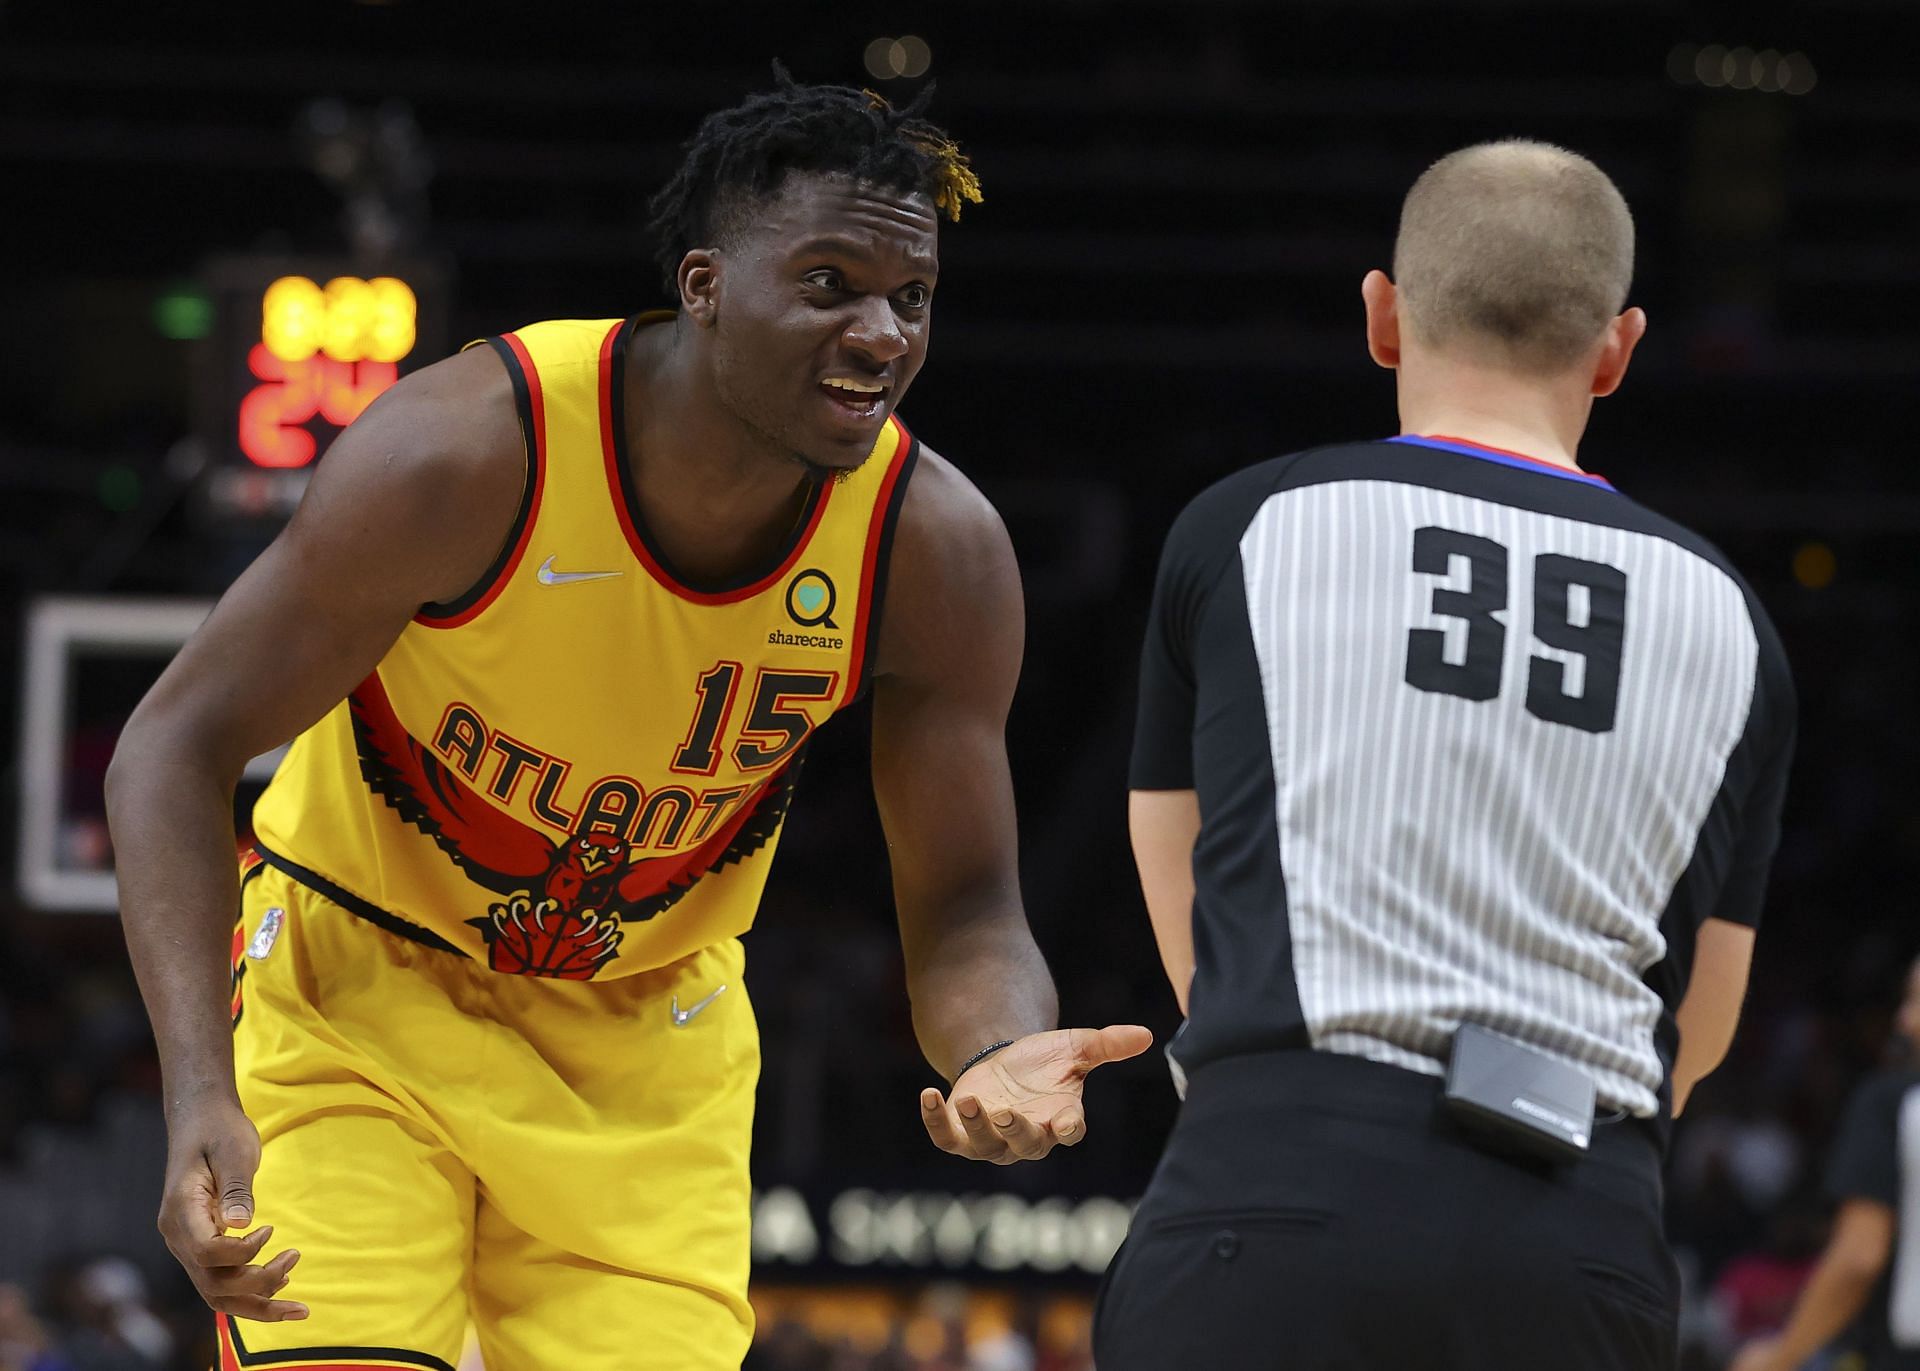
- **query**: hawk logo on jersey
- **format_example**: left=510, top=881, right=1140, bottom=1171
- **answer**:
left=346, top=674, right=799, bottom=979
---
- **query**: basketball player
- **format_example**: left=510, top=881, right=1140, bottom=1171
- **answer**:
left=106, top=76, right=1149, bottom=1371
left=1098, top=141, right=1794, bottom=1368
left=1732, top=956, right=1920, bottom=1371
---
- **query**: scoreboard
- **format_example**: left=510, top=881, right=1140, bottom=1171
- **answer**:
left=242, top=273, right=418, bottom=468
left=197, top=255, right=446, bottom=524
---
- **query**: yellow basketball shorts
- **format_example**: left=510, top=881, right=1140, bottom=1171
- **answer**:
left=219, top=859, right=759, bottom=1371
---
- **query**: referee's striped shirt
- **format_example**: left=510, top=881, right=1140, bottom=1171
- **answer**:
left=1132, top=435, right=1795, bottom=1120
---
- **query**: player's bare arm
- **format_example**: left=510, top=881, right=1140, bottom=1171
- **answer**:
left=1128, top=789, right=1201, bottom=1014
left=870, top=447, right=1150, bottom=1164
left=875, top=449, right=1144, bottom=1152
left=871, top=449, right=1042, bottom=1065
left=1670, top=915, right=1757, bottom=1115
left=103, top=345, right=524, bottom=1320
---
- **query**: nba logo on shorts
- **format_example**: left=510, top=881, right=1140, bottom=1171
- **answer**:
left=248, top=907, right=285, bottom=960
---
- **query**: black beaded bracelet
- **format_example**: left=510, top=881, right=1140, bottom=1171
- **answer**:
left=957, top=1038, right=1016, bottom=1078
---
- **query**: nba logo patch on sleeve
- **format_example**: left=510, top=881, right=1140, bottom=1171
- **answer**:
left=247, top=907, right=285, bottom=960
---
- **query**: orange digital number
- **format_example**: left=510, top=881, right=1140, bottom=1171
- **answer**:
left=237, top=343, right=400, bottom=469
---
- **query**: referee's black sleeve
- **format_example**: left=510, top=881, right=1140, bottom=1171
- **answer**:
left=1708, top=601, right=1797, bottom=929
left=1131, top=538, right=1202, bottom=789
left=1130, top=475, right=1260, bottom=790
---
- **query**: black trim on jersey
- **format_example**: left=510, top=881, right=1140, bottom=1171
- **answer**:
left=252, top=842, right=470, bottom=958
left=1131, top=462, right=1265, bottom=790
left=850, top=434, right=921, bottom=704
left=1175, top=557, right=1309, bottom=1069
left=606, top=315, right=831, bottom=596
left=417, top=335, right=540, bottom=622
left=222, top=1314, right=457, bottom=1371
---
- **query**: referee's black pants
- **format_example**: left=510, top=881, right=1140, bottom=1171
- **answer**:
left=1093, top=1049, right=1679, bottom=1371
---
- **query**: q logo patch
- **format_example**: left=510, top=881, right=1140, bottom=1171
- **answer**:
left=785, top=569, right=838, bottom=629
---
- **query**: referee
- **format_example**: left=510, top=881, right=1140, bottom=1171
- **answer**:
left=1095, top=141, right=1795, bottom=1369
left=1731, top=957, right=1920, bottom=1371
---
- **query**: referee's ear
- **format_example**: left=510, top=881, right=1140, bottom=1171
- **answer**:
left=1361, top=270, right=1401, bottom=370
left=1590, top=306, right=1648, bottom=398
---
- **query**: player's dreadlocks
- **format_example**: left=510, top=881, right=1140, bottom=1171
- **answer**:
left=645, top=64, right=983, bottom=296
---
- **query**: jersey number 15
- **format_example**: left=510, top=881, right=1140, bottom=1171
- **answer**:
left=1403, top=525, right=1627, bottom=734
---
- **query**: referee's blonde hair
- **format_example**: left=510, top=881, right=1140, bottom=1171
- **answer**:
left=1393, top=140, right=1634, bottom=375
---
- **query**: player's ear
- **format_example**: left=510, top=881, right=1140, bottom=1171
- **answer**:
left=1361, top=270, right=1400, bottom=370
left=1591, top=306, right=1646, bottom=398
left=679, top=251, right=721, bottom=325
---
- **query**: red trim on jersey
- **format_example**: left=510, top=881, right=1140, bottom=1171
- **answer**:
left=597, top=320, right=840, bottom=605
left=597, top=317, right=636, bottom=559
left=414, top=332, right=547, bottom=628
left=1418, top=433, right=1607, bottom=482
left=842, top=416, right=913, bottom=705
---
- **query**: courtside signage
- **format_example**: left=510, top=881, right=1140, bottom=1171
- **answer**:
left=751, top=1187, right=1135, bottom=1275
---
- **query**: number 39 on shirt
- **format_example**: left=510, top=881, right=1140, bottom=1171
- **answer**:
left=1403, top=525, right=1627, bottom=735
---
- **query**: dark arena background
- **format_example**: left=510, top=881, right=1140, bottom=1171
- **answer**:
left=3, top=2, right=1916, bottom=1368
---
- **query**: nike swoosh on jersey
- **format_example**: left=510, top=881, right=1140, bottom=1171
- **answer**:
left=670, top=983, right=728, bottom=1027
left=536, top=555, right=621, bottom=586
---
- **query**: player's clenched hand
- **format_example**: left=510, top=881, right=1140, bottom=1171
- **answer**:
left=158, top=1095, right=307, bottom=1322
left=920, top=1025, right=1153, bottom=1165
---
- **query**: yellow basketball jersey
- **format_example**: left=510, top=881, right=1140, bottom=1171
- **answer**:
left=251, top=315, right=918, bottom=980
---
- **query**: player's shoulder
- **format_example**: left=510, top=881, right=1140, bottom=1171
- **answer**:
left=508, top=316, right=624, bottom=347
left=297, top=342, right=526, bottom=551
left=870, top=434, right=1021, bottom=682
left=344, top=339, right=521, bottom=467
left=502, top=317, right=629, bottom=372
left=892, top=437, right=1012, bottom=568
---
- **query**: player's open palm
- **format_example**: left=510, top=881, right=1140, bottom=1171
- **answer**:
left=159, top=1096, right=307, bottom=1322
left=920, top=1024, right=1152, bottom=1164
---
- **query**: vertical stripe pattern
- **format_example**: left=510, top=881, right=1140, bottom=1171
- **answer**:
left=1239, top=480, right=1759, bottom=1115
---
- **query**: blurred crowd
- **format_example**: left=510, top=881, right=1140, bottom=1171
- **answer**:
left=742, top=1286, right=1094, bottom=1371
left=0, top=1262, right=179, bottom=1371
left=0, top=1269, right=1097, bottom=1371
